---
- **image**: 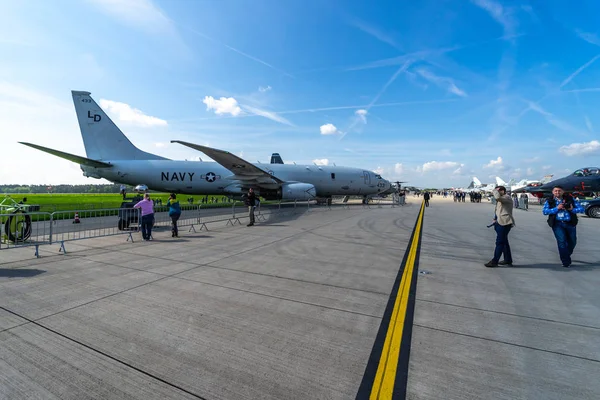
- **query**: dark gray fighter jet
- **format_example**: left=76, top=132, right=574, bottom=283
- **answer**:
left=522, top=167, right=600, bottom=198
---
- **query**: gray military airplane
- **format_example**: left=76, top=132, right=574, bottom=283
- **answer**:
left=519, top=167, right=600, bottom=198
left=20, top=90, right=391, bottom=202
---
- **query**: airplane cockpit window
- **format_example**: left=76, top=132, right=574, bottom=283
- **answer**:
left=573, top=169, right=585, bottom=177
left=588, top=168, right=599, bottom=175
left=375, top=174, right=382, bottom=179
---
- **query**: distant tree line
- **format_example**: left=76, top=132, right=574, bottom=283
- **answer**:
left=0, top=184, right=133, bottom=194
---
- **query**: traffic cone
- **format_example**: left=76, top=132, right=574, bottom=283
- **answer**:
left=73, top=212, right=81, bottom=224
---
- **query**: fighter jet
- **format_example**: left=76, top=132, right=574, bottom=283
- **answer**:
left=19, top=90, right=392, bottom=203
left=522, top=168, right=600, bottom=198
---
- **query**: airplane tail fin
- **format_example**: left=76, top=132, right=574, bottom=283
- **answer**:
left=496, top=177, right=507, bottom=186
left=270, top=153, right=284, bottom=164
left=473, top=177, right=482, bottom=186
left=71, top=91, right=167, bottom=161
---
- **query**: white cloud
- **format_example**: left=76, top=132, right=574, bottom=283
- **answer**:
left=242, top=104, right=293, bottom=126
left=99, top=99, right=168, bottom=127
left=374, top=166, right=385, bottom=175
left=524, top=156, right=540, bottom=163
left=0, top=83, right=110, bottom=184
left=422, top=161, right=463, bottom=173
left=313, top=158, right=329, bottom=166
left=416, top=68, right=467, bottom=97
left=320, top=123, right=341, bottom=135
left=526, top=167, right=535, bottom=176
left=484, top=156, right=503, bottom=169
left=202, top=96, right=242, bottom=117
left=453, top=165, right=467, bottom=175
left=154, top=142, right=167, bottom=148
left=542, top=165, right=552, bottom=171
left=355, top=109, right=368, bottom=123
left=258, top=85, right=272, bottom=92
left=558, top=140, right=600, bottom=156
left=394, top=163, right=404, bottom=175
left=201, top=95, right=292, bottom=125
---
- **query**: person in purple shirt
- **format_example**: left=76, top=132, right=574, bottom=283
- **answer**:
left=133, top=193, right=155, bottom=241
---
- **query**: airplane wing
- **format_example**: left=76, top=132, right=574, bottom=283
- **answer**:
left=19, top=142, right=113, bottom=168
left=171, top=140, right=285, bottom=184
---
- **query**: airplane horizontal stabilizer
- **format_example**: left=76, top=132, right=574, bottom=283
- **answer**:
left=171, top=140, right=285, bottom=184
left=19, top=142, right=113, bottom=168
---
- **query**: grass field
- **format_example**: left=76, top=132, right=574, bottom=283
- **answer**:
left=1, top=193, right=235, bottom=213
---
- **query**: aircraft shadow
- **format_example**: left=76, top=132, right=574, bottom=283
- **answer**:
left=0, top=268, right=47, bottom=278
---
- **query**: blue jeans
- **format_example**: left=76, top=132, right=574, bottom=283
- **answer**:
left=141, top=214, right=154, bottom=240
left=552, top=222, right=577, bottom=266
left=493, top=224, right=512, bottom=263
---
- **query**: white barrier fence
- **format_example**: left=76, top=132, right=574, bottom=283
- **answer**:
left=1, top=198, right=405, bottom=258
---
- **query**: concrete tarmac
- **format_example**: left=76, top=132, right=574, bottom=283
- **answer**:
left=1, top=197, right=598, bottom=399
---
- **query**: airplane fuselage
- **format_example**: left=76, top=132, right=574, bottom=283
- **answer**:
left=85, top=160, right=389, bottom=198
left=525, top=175, right=600, bottom=198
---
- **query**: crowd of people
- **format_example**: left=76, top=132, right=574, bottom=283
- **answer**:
left=131, top=188, right=261, bottom=240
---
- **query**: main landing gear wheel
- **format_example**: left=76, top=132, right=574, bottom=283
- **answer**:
left=587, top=206, right=600, bottom=219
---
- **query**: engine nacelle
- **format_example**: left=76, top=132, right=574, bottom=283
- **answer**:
left=281, top=183, right=317, bottom=201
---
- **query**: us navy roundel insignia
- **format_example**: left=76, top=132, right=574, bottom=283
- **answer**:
left=205, top=172, right=216, bottom=182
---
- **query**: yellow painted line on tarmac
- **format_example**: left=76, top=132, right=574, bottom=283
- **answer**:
left=369, top=200, right=425, bottom=399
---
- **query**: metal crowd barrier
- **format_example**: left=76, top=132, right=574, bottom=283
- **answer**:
left=0, top=211, right=53, bottom=257
left=1, top=198, right=406, bottom=258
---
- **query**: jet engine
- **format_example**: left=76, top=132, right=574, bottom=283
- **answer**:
left=280, top=183, right=317, bottom=201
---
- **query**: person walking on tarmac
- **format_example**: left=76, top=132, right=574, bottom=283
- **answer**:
left=485, top=186, right=515, bottom=268
left=423, top=191, right=430, bottom=207
left=246, top=188, right=257, bottom=226
left=542, top=185, right=585, bottom=268
left=167, top=193, right=181, bottom=237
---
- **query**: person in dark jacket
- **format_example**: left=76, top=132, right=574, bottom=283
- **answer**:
left=542, top=185, right=585, bottom=267
left=167, top=193, right=182, bottom=237
left=246, top=188, right=256, bottom=226
left=423, top=191, right=430, bottom=207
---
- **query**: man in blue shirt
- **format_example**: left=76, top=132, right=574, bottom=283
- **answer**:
left=542, top=185, right=585, bottom=268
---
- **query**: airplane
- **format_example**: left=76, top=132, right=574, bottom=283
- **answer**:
left=521, top=168, right=600, bottom=198
left=510, top=175, right=554, bottom=193
left=19, top=90, right=392, bottom=203
left=453, top=177, right=494, bottom=193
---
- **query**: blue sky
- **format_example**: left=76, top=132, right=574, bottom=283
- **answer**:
left=1, top=0, right=600, bottom=188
